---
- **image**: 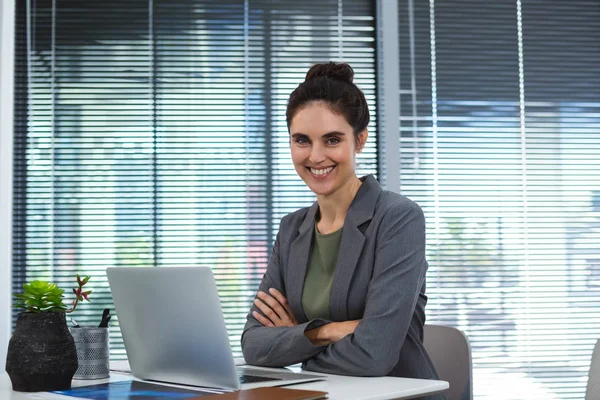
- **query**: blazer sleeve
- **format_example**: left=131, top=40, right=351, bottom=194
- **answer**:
left=241, top=219, right=329, bottom=367
left=303, top=202, right=428, bottom=376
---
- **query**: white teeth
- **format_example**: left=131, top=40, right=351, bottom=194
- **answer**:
left=310, top=167, right=334, bottom=176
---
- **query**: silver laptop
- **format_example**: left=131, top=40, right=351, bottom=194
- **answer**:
left=106, top=267, right=325, bottom=391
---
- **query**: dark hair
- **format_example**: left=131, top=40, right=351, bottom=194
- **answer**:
left=286, top=62, right=370, bottom=138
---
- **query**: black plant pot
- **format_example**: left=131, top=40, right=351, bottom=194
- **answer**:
left=5, top=312, right=78, bottom=392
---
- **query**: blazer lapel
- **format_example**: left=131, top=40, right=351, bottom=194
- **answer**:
left=287, top=202, right=319, bottom=323
left=329, top=175, right=381, bottom=321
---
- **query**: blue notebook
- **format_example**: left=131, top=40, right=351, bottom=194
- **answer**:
left=52, top=380, right=215, bottom=399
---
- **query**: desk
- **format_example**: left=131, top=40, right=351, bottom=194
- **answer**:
left=1, top=369, right=448, bottom=400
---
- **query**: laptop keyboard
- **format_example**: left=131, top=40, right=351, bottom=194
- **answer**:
left=238, top=374, right=282, bottom=384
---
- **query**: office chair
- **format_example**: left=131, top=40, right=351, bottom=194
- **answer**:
left=586, top=339, right=600, bottom=400
left=423, top=324, right=473, bottom=400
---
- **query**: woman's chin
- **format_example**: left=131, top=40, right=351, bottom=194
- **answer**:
left=306, top=181, right=335, bottom=197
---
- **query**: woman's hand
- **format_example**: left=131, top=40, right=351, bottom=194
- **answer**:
left=252, top=288, right=298, bottom=327
left=305, top=320, right=360, bottom=346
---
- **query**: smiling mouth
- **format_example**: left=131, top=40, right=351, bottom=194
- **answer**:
left=307, top=166, right=335, bottom=177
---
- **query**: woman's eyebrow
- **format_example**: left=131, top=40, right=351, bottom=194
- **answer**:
left=322, top=131, right=345, bottom=138
left=290, top=131, right=346, bottom=139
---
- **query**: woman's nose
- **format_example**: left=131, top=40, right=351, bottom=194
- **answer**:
left=309, top=145, right=326, bottom=164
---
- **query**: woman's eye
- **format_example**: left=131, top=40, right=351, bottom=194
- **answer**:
left=295, top=137, right=309, bottom=145
left=327, top=137, right=340, bottom=145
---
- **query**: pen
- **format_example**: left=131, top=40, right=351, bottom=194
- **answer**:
left=70, top=318, right=80, bottom=328
left=98, top=308, right=111, bottom=328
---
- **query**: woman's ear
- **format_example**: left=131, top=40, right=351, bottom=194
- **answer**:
left=356, top=129, right=368, bottom=153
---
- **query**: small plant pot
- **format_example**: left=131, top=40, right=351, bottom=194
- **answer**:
left=70, top=327, right=110, bottom=379
left=5, top=312, right=78, bottom=392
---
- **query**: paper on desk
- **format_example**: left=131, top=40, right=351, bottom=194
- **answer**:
left=109, top=360, right=132, bottom=374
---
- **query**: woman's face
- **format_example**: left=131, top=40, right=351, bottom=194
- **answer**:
left=289, top=102, right=366, bottom=198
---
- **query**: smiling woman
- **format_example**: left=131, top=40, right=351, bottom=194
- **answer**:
left=287, top=63, right=368, bottom=232
left=289, top=105, right=366, bottom=205
left=240, top=62, right=444, bottom=397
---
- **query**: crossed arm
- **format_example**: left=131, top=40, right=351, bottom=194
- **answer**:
left=241, top=204, right=427, bottom=376
left=240, top=225, right=361, bottom=367
left=252, top=287, right=360, bottom=346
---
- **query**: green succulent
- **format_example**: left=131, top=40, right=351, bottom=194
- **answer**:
left=14, top=275, right=92, bottom=313
left=14, top=280, right=67, bottom=313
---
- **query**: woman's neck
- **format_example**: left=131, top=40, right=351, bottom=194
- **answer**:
left=316, top=176, right=362, bottom=234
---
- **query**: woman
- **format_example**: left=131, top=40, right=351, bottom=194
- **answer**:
left=241, top=62, right=441, bottom=386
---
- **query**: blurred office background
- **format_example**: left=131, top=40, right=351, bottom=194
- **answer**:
left=4, top=0, right=600, bottom=398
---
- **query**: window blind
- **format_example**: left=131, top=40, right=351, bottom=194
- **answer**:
left=398, top=0, right=600, bottom=398
left=12, top=0, right=377, bottom=359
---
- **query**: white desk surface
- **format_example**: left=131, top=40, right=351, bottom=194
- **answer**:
left=1, top=362, right=448, bottom=400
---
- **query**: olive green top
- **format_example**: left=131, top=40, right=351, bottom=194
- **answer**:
left=301, top=225, right=343, bottom=321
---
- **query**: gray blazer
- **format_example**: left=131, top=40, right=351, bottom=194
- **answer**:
left=241, top=175, right=441, bottom=390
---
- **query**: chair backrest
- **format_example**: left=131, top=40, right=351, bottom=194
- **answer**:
left=586, top=339, right=600, bottom=400
left=423, top=324, right=473, bottom=400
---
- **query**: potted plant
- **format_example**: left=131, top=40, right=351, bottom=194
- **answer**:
left=5, top=275, right=92, bottom=392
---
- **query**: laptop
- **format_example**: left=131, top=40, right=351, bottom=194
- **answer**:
left=106, top=267, right=325, bottom=391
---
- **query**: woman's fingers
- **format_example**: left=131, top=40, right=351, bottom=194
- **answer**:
left=253, top=297, right=278, bottom=325
left=256, top=291, right=289, bottom=322
left=268, top=288, right=297, bottom=324
left=251, top=289, right=299, bottom=327
left=268, top=288, right=287, bottom=305
left=252, top=310, right=274, bottom=327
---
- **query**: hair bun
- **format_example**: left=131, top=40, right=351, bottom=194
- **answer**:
left=305, top=62, right=354, bottom=84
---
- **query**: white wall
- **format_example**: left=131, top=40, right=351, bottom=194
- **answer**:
left=0, top=0, right=15, bottom=365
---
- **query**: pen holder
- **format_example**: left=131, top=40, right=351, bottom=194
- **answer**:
left=70, top=327, right=110, bottom=380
